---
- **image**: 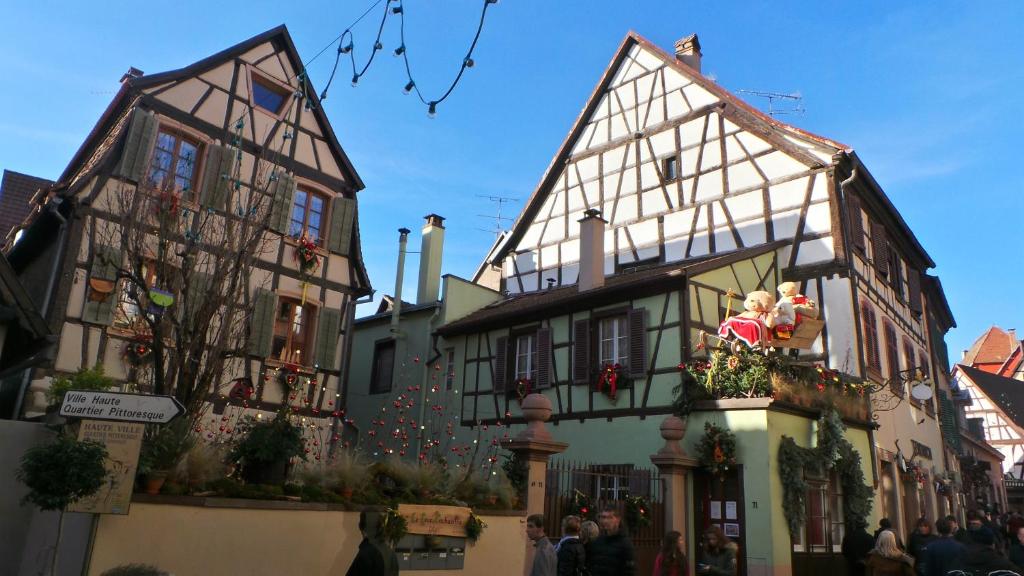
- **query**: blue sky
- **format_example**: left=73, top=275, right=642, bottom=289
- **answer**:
left=1, top=1, right=1021, bottom=367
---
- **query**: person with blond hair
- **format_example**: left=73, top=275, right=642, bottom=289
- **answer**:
left=865, top=530, right=915, bottom=576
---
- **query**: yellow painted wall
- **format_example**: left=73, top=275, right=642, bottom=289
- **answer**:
left=88, top=503, right=525, bottom=576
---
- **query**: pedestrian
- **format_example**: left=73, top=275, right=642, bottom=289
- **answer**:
left=950, top=526, right=1021, bottom=576
left=1009, top=525, right=1024, bottom=569
left=588, top=505, right=636, bottom=576
left=580, top=520, right=600, bottom=574
left=842, top=520, right=876, bottom=576
left=907, top=517, right=937, bottom=575
left=346, top=510, right=399, bottom=576
left=874, top=518, right=906, bottom=550
left=696, top=525, right=737, bottom=576
left=653, top=530, right=688, bottom=576
left=922, top=517, right=965, bottom=576
left=527, top=513, right=557, bottom=576
left=865, top=530, right=914, bottom=576
left=946, top=515, right=968, bottom=544
left=555, top=515, right=586, bottom=576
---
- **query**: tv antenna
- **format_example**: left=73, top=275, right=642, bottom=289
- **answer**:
left=476, top=194, right=517, bottom=237
left=735, top=90, right=805, bottom=117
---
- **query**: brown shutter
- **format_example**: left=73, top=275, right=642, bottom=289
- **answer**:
left=493, top=336, right=508, bottom=393
left=573, top=319, right=591, bottom=384
left=535, top=328, right=552, bottom=389
left=847, top=194, right=865, bottom=252
left=628, top=308, right=648, bottom=379
left=906, top=268, right=922, bottom=314
left=872, top=223, right=889, bottom=276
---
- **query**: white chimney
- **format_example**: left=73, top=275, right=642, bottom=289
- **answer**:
left=578, top=209, right=606, bottom=292
left=674, top=34, right=702, bottom=74
left=391, top=228, right=410, bottom=334
left=416, top=214, right=445, bottom=304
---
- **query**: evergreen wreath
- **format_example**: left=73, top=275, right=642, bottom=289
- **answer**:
left=465, top=511, right=487, bottom=543
left=570, top=489, right=594, bottom=519
left=380, top=507, right=408, bottom=546
left=624, top=495, right=651, bottom=530
left=294, top=236, right=320, bottom=273
left=697, top=421, right=738, bottom=479
left=778, top=410, right=873, bottom=536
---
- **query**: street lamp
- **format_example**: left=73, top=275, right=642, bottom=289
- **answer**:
left=866, top=367, right=934, bottom=421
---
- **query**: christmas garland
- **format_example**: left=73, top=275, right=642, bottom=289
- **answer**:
left=294, top=236, right=320, bottom=273
left=465, top=511, right=487, bottom=543
left=596, top=363, right=622, bottom=401
left=624, top=495, right=651, bottom=530
left=697, top=421, right=738, bottom=479
left=778, top=410, right=873, bottom=535
left=380, top=507, right=408, bottom=546
left=570, top=489, right=594, bottom=520
left=123, top=335, right=153, bottom=364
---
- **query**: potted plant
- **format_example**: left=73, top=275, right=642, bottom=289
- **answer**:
left=138, top=420, right=194, bottom=494
left=17, top=433, right=108, bottom=576
left=44, top=365, right=115, bottom=424
left=409, top=461, right=446, bottom=501
left=230, top=412, right=306, bottom=485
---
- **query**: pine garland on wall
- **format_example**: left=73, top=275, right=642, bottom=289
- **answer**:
left=778, top=410, right=873, bottom=536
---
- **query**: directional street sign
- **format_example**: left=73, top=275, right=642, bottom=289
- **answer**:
left=60, top=390, right=185, bottom=424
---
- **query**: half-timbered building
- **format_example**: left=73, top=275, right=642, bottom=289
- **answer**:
left=954, top=364, right=1021, bottom=508
left=436, top=32, right=957, bottom=575
left=2, top=26, right=370, bottom=452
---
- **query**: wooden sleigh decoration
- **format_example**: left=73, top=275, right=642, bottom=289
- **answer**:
left=700, top=288, right=825, bottom=354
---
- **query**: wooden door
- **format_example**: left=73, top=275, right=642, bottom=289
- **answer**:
left=692, top=466, right=747, bottom=576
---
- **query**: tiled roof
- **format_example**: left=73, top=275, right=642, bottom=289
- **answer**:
left=0, top=170, right=52, bottom=242
left=964, top=326, right=1016, bottom=366
left=957, top=364, right=1024, bottom=428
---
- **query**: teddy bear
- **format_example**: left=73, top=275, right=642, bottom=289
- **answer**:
left=772, top=281, right=818, bottom=340
left=718, top=290, right=776, bottom=348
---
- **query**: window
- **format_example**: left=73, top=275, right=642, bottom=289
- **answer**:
left=147, top=130, right=200, bottom=193
left=662, top=156, right=679, bottom=181
left=861, top=303, right=881, bottom=373
left=252, top=76, right=289, bottom=115
left=288, top=188, right=327, bottom=245
left=598, top=315, right=629, bottom=367
left=918, top=349, right=930, bottom=378
left=445, top=348, right=456, bottom=390
left=794, top=467, right=843, bottom=554
left=271, top=298, right=315, bottom=365
left=889, top=252, right=904, bottom=300
left=114, top=260, right=160, bottom=330
left=515, top=334, right=536, bottom=382
left=371, top=340, right=396, bottom=394
left=597, top=473, right=630, bottom=501
left=884, top=324, right=901, bottom=393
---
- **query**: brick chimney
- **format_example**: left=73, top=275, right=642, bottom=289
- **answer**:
left=578, top=209, right=606, bottom=292
left=416, top=214, right=445, bottom=304
left=674, top=34, right=702, bottom=73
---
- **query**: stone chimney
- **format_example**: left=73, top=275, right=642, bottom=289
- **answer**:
left=120, top=67, right=144, bottom=83
left=416, top=214, right=445, bottom=304
left=578, top=209, right=606, bottom=292
left=674, top=34, right=702, bottom=73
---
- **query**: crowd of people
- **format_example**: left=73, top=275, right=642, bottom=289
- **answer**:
left=843, top=509, right=1024, bottom=576
left=526, top=505, right=740, bottom=576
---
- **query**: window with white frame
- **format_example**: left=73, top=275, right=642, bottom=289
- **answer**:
left=514, top=334, right=536, bottom=382
left=598, top=316, right=629, bottom=367
left=445, top=348, right=456, bottom=390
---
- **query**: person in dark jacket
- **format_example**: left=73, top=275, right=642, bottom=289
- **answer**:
left=697, top=525, right=737, bottom=576
left=907, top=518, right=937, bottom=575
left=923, top=517, right=965, bottom=576
left=555, top=515, right=587, bottom=576
left=346, top=510, right=399, bottom=576
left=843, top=521, right=877, bottom=576
left=946, top=515, right=968, bottom=544
left=588, top=506, right=635, bottom=576
left=1009, top=525, right=1024, bottom=570
left=950, top=527, right=1022, bottom=576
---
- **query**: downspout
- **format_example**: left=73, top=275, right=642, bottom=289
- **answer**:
left=13, top=197, right=68, bottom=419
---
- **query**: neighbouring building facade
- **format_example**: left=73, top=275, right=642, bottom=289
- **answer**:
left=954, top=363, right=1020, bottom=509
left=434, top=32, right=958, bottom=576
left=1, top=27, right=370, bottom=453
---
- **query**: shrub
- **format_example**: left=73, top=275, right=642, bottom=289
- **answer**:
left=229, top=412, right=306, bottom=483
left=18, top=434, right=108, bottom=511
left=138, top=420, right=194, bottom=477
left=45, top=365, right=115, bottom=408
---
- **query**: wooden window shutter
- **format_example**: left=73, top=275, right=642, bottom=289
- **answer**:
left=199, top=144, right=237, bottom=211
left=847, top=194, right=865, bottom=252
left=861, top=303, right=880, bottom=371
left=572, top=318, right=591, bottom=384
left=268, top=173, right=297, bottom=233
left=314, top=308, right=342, bottom=369
left=535, top=328, right=552, bottom=389
left=906, top=267, right=922, bottom=314
left=82, top=245, right=121, bottom=325
left=328, top=197, right=356, bottom=256
left=628, top=308, right=648, bottom=379
left=115, top=108, right=159, bottom=182
left=493, top=336, right=508, bottom=393
left=872, top=223, right=889, bottom=276
left=249, top=289, right=277, bottom=357
left=181, top=272, right=213, bottom=325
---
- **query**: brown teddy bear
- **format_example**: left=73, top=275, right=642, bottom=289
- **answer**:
left=718, top=290, right=776, bottom=348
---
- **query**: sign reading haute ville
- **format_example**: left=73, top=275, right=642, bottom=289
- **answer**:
left=60, top=390, right=184, bottom=424
left=398, top=504, right=472, bottom=538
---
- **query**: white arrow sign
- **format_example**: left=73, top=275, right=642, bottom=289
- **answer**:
left=60, top=390, right=185, bottom=424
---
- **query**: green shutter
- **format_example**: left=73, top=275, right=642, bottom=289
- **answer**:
left=268, top=173, right=296, bottom=234
left=249, top=289, right=277, bottom=357
left=314, top=308, right=342, bottom=369
left=327, top=197, right=356, bottom=256
left=116, top=108, right=159, bottom=182
left=82, top=245, right=121, bottom=326
left=199, top=144, right=237, bottom=211
left=182, top=272, right=213, bottom=325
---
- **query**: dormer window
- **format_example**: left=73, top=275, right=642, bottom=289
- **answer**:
left=251, top=75, right=289, bottom=115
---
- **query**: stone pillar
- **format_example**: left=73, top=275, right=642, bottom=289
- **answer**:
left=650, top=415, right=698, bottom=538
left=502, top=393, right=568, bottom=516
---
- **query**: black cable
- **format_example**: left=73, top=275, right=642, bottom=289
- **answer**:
left=321, top=0, right=394, bottom=101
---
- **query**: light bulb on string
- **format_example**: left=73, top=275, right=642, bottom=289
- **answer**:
left=340, top=42, right=353, bottom=54
left=403, top=80, right=415, bottom=95
left=351, top=74, right=360, bottom=87
left=427, top=101, right=437, bottom=118
left=374, top=41, right=383, bottom=51
left=391, top=5, right=403, bottom=14
left=394, top=45, right=405, bottom=57
left=464, top=57, right=475, bottom=68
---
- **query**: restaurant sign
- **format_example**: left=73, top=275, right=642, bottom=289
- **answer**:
left=398, top=504, right=472, bottom=538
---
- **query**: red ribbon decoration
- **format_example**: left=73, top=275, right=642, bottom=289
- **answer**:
left=597, top=363, right=621, bottom=400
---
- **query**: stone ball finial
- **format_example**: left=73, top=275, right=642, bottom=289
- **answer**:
left=657, top=415, right=687, bottom=456
left=516, top=393, right=553, bottom=441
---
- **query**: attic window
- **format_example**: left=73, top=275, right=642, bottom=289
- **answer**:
left=252, top=76, right=289, bottom=115
left=662, top=156, right=679, bottom=182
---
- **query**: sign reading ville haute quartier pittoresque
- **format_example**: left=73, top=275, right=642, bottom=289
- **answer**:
left=59, top=390, right=184, bottom=424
